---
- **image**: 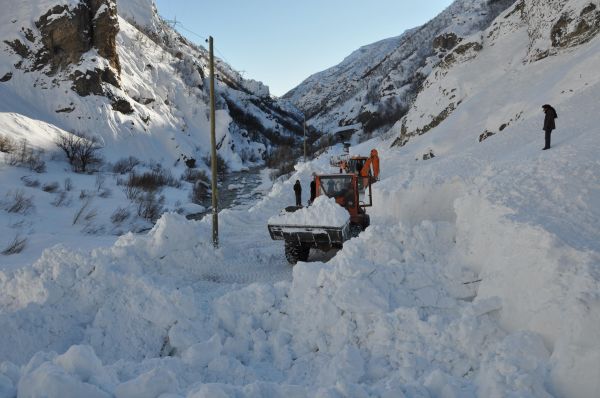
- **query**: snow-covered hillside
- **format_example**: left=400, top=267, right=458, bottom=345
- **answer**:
left=0, top=0, right=304, bottom=169
left=284, top=0, right=516, bottom=139
left=1, top=0, right=599, bottom=397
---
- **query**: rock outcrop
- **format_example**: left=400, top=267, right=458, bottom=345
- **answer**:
left=5, top=0, right=121, bottom=96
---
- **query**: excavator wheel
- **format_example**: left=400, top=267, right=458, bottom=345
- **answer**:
left=350, top=223, right=363, bottom=238
left=284, top=241, right=310, bottom=265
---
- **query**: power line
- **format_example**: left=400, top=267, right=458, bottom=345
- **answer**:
left=176, top=23, right=208, bottom=42
left=160, top=15, right=243, bottom=81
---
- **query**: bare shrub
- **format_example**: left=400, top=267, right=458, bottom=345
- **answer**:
left=203, top=154, right=228, bottom=176
left=98, top=188, right=112, bottom=198
left=95, top=174, right=106, bottom=191
left=266, top=144, right=300, bottom=178
left=42, top=181, right=60, bottom=193
left=4, top=190, right=34, bottom=214
left=122, top=184, right=141, bottom=200
left=82, top=223, right=104, bottom=235
left=64, top=178, right=73, bottom=191
left=84, top=208, right=98, bottom=222
left=111, top=207, right=130, bottom=224
left=8, top=139, right=28, bottom=166
left=73, top=198, right=93, bottom=225
left=55, top=132, right=103, bottom=172
left=240, top=148, right=259, bottom=163
left=51, top=191, right=71, bottom=207
left=112, top=156, right=140, bottom=174
left=136, top=192, right=165, bottom=221
left=2, top=235, right=27, bottom=255
left=121, top=168, right=179, bottom=192
left=8, top=139, right=46, bottom=172
left=181, top=168, right=209, bottom=184
left=190, top=181, right=209, bottom=204
left=0, top=134, right=16, bottom=153
left=21, top=176, right=40, bottom=188
left=27, top=150, right=46, bottom=173
left=79, top=189, right=93, bottom=199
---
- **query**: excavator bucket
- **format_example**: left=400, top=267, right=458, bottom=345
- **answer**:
left=267, top=221, right=351, bottom=249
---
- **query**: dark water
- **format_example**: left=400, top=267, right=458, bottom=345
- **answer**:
left=187, top=167, right=266, bottom=220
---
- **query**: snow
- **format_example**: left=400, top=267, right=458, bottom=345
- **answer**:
left=117, top=0, right=157, bottom=32
left=0, top=0, right=294, bottom=172
left=0, top=0, right=600, bottom=397
left=267, top=196, right=349, bottom=227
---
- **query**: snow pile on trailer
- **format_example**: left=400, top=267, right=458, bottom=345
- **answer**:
left=267, top=196, right=349, bottom=227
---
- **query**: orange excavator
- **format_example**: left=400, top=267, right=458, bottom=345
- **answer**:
left=268, top=148, right=380, bottom=264
left=332, top=149, right=380, bottom=179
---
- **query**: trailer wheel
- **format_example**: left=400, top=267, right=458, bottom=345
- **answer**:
left=284, top=241, right=310, bottom=264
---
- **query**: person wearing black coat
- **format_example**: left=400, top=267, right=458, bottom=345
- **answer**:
left=542, top=104, right=558, bottom=150
left=309, top=179, right=316, bottom=205
left=293, top=180, right=302, bottom=206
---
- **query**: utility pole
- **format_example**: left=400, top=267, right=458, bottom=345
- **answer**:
left=164, top=16, right=178, bottom=28
left=303, top=115, right=307, bottom=162
left=208, top=36, right=219, bottom=247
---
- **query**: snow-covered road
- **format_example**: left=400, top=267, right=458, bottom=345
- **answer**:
left=1, top=0, right=600, bottom=395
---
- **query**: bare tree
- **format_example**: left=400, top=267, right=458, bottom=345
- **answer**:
left=77, top=134, right=103, bottom=172
left=55, top=133, right=80, bottom=165
left=56, top=132, right=103, bottom=172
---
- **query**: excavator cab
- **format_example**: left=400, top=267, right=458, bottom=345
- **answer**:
left=347, top=157, right=367, bottom=175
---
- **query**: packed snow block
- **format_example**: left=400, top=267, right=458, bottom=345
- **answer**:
left=321, top=346, right=365, bottom=385
left=332, top=278, right=390, bottom=313
left=115, top=368, right=178, bottom=398
left=454, top=195, right=600, bottom=398
left=181, top=334, right=222, bottom=368
left=187, top=384, right=229, bottom=398
left=17, top=347, right=114, bottom=398
left=0, top=374, right=15, bottom=398
left=54, top=346, right=114, bottom=388
left=424, top=369, right=476, bottom=398
left=475, top=332, right=551, bottom=397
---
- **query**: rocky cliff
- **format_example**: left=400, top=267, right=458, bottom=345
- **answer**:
left=5, top=0, right=120, bottom=96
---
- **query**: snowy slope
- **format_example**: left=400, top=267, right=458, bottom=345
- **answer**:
left=0, top=0, right=599, bottom=398
left=284, top=0, right=516, bottom=138
left=0, top=0, right=303, bottom=169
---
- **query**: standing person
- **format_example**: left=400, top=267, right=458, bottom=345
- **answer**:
left=293, top=180, right=302, bottom=206
left=542, top=104, right=558, bottom=150
left=309, top=175, right=316, bottom=205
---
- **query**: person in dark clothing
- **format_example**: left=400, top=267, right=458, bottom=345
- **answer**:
left=293, top=180, right=302, bottom=206
left=542, top=104, right=558, bottom=150
left=309, top=179, right=316, bottom=205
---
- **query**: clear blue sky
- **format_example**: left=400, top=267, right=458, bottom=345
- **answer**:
left=154, top=0, right=455, bottom=96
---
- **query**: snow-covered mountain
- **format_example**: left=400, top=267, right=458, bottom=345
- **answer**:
left=0, top=0, right=599, bottom=397
left=284, top=0, right=517, bottom=138
left=0, top=0, right=304, bottom=169
left=394, top=0, right=600, bottom=147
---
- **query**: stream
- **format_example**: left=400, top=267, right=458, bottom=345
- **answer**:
left=187, top=167, right=268, bottom=220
